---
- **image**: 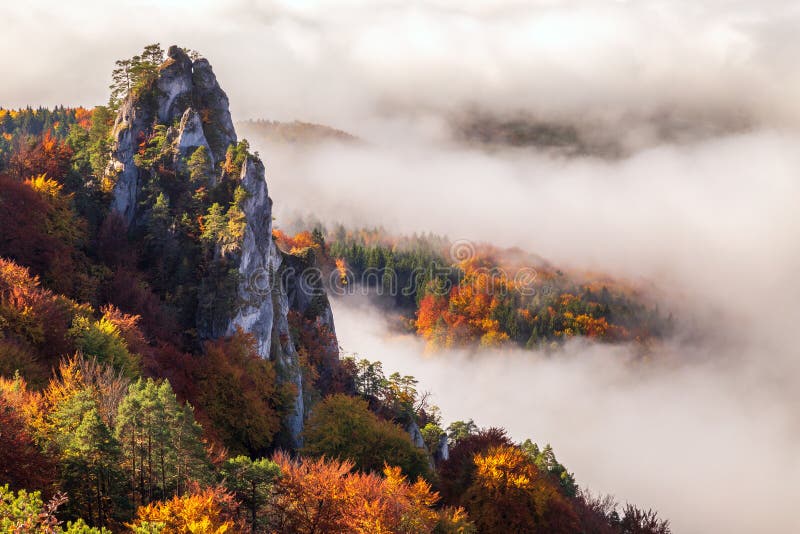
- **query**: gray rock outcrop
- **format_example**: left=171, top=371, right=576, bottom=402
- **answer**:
left=176, top=108, right=214, bottom=167
left=105, top=45, right=336, bottom=448
left=106, top=45, right=236, bottom=225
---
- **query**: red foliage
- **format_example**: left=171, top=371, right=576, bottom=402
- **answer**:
left=0, top=174, right=83, bottom=295
left=103, top=268, right=179, bottom=343
left=0, top=391, right=55, bottom=492
left=438, top=427, right=514, bottom=506
left=0, top=257, right=79, bottom=376
left=289, top=311, right=350, bottom=396
left=96, top=213, right=137, bottom=267
left=7, top=131, right=74, bottom=182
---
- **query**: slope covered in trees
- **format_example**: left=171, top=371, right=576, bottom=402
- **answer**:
left=275, top=224, right=672, bottom=351
left=0, top=44, right=671, bottom=532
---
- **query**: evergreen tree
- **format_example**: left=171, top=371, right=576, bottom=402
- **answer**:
left=116, top=378, right=210, bottom=506
left=187, top=145, right=212, bottom=185
left=50, top=389, right=128, bottom=527
left=221, top=456, right=280, bottom=533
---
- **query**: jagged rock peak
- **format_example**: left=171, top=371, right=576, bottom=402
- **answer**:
left=156, top=46, right=194, bottom=124
left=106, top=45, right=238, bottom=225
left=105, top=45, right=338, bottom=448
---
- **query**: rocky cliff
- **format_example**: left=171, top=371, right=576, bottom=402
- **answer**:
left=105, top=45, right=337, bottom=447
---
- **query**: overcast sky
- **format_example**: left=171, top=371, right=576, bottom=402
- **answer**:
left=3, top=0, right=800, bottom=132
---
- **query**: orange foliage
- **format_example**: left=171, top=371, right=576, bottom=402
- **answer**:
left=73, top=107, right=93, bottom=130
left=464, top=445, right=579, bottom=534
left=0, top=174, right=89, bottom=297
left=269, top=452, right=442, bottom=533
left=0, top=393, right=55, bottom=493
left=416, top=264, right=511, bottom=349
left=335, top=258, right=348, bottom=285
left=0, top=257, right=85, bottom=380
left=7, top=131, right=74, bottom=182
left=272, top=229, right=319, bottom=255
left=194, top=331, right=283, bottom=455
left=129, top=485, right=237, bottom=533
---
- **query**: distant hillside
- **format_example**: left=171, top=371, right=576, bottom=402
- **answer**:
left=449, top=109, right=750, bottom=157
left=237, top=118, right=357, bottom=145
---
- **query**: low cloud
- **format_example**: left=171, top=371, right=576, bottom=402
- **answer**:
left=5, top=1, right=800, bottom=134
left=332, top=297, right=799, bottom=534
left=261, top=128, right=800, bottom=534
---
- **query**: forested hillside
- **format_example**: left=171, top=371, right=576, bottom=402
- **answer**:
left=0, top=44, right=670, bottom=533
left=273, top=225, right=672, bottom=351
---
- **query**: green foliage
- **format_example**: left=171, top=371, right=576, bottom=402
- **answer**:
left=329, top=229, right=456, bottom=308
left=133, top=125, right=171, bottom=170
left=324, top=227, right=672, bottom=348
left=48, top=389, right=129, bottom=527
left=348, top=357, right=439, bottom=427
left=109, top=44, right=165, bottom=110
left=447, top=420, right=478, bottom=447
left=200, top=203, right=226, bottom=243
left=115, top=378, right=211, bottom=505
left=421, top=422, right=446, bottom=453
left=67, top=105, right=114, bottom=183
left=199, top=185, right=248, bottom=255
left=187, top=145, right=212, bottom=185
left=302, top=394, right=432, bottom=481
left=0, top=50, right=674, bottom=534
left=221, top=455, right=280, bottom=532
left=68, top=315, right=139, bottom=377
left=520, top=439, right=577, bottom=498
left=0, top=484, right=110, bottom=533
left=222, top=140, right=250, bottom=176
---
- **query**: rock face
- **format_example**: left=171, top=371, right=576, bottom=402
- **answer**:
left=407, top=420, right=426, bottom=449
left=107, top=45, right=236, bottom=225
left=434, top=434, right=449, bottom=463
left=106, top=45, right=337, bottom=447
left=176, top=108, right=214, bottom=166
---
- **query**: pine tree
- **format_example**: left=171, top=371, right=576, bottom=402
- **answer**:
left=116, top=379, right=210, bottom=506
left=187, top=145, right=212, bottom=185
left=222, top=456, right=280, bottom=533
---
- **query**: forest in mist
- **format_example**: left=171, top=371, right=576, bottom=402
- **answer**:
left=1, top=2, right=799, bottom=533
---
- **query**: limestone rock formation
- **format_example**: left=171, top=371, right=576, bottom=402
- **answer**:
left=176, top=108, right=213, bottom=166
left=106, top=45, right=236, bottom=225
left=105, top=45, right=337, bottom=447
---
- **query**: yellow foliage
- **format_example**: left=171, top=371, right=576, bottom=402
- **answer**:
left=0, top=375, right=41, bottom=428
left=335, top=258, right=348, bottom=285
left=24, top=174, right=85, bottom=246
left=26, top=174, right=65, bottom=201
left=129, top=488, right=233, bottom=534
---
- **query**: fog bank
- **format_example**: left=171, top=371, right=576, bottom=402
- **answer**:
left=260, top=125, right=800, bottom=534
left=332, top=297, right=799, bottom=534
left=5, top=1, right=800, bottom=136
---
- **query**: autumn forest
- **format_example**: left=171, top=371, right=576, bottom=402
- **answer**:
left=0, top=42, right=685, bottom=534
